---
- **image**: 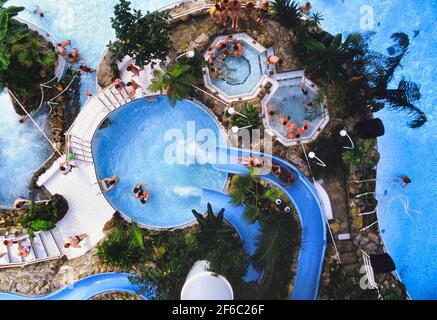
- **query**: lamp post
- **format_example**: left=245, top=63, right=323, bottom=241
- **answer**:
left=231, top=125, right=252, bottom=134
left=227, top=107, right=247, bottom=118
left=176, top=50, right=195, bottom=61
left=340, top=129, right=355, bottom=150
left=308, top=152, right=327, bottom=167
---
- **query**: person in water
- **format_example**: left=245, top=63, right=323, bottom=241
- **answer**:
left=56, top=40, right=71, bottom=56
left=100, top=176, right=120, bottom=193
left=67, top=48, right=80, bottom=63
left=79, top=64, right=96, bottom=74
left=400, top=176, right=412, bottom=188
left=300, top=2, right=312, bottom=15
left=133, top=183, right=148, bottom=198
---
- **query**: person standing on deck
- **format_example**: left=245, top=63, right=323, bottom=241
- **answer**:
left=230, top=0, right=241, bottom=29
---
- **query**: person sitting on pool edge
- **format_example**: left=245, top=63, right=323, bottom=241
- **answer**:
left=100, top=176, right=120, bottom=193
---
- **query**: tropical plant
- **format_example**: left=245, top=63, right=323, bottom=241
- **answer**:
left=271, top=0, right=302, bottom=30
left=0, top=0, right=27, bottom=70
left=0, top=3, right=56, bottom=108
left=149, top=61, right=195, bottom=105
left=108, top=0, right=171, bottom=68
left=251, top=210, right=299, bottom=278
left=96, top=223, right=145, bottom=268
left=342, top=139, right=379, bottom=169
left=300, top=29, right=427, bottom=128
left=230, top=169, right=283, bottom=224
left=20, top=195, right=68, bottom=237
left=231, top=104, right=260, bottom=129
left=303, top=32, right=363, bottom=82
left=309, top=12, right=324, bottom=27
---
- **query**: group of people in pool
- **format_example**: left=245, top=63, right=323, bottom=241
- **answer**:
left=238, top=156, right=296, bottom=187
left=267, top=104, right=311, bottom=140
left=208, top=35, right=245, bottom=81
left=98, top=177, right=150, bottom=205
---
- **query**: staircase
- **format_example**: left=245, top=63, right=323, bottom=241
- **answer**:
left=67, top=85, right=133, bottom=164
left=0, top=231, right=63, bottom=268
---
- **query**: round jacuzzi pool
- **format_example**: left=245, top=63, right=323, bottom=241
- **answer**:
left=92, top=97, right=228, bottom=228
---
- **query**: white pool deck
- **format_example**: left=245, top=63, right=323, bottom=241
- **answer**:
left=36, top=158, right=115, bottom=260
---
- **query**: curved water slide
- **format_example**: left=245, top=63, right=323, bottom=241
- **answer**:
left=0, top=273, right=149, bottom=300
left=212, top=147, right=327, bottom=300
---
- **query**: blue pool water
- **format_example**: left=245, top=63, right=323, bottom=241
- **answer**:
left=267, top=79, right=322, bottom=140
left=210, top=40, right=267, bottom=97
left=93, top=97, right=228, bottom=228
left=309, top=0, right=437, bottom=299
left=0, top=0, right=434, bottom=299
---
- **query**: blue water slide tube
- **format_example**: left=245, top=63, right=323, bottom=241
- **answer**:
left=0, top=273, right=150, bottom=300
left=200, top=188, right=262, bottom=283
left=212, top=147, right=327, bottom=300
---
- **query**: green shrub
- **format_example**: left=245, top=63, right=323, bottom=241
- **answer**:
left=342, top=140, right=378, bottom=169
left=97, top=224, right=144, bottom=268
left=109, top=0, right=171, bottom=68
left=231, top=104, right=260, bottom=129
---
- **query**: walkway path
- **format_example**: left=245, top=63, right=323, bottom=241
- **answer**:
left=35, top=157, right=115, bottom=260
left=212, top=147, right=327, bottom=300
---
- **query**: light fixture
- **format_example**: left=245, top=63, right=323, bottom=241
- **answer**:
left=308, top=152, right=327, bottom=167
left=231, top=125, right=252, bottom=134
left=176, top=50, right=195, bottom=61
left=340, top=129, right=355, bottom=150
left=227, top=107, right=247, bottom=118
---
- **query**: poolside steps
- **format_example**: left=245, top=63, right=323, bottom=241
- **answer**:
left=0, top=232, right=63, bottom=268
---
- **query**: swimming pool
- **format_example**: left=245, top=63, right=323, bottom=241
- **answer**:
left=204, top=34, right=269, bottom=101
left=2, top=0, right=435, bottom=299
left=263, top=75, right=328, bottom=146
left=92, top=97, right=228, bottom=229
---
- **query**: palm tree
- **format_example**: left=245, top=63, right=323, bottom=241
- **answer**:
left=192, top=203, right=225, bottom=232
left=378, top=78, right=426, bottom=128
left=271, top=0, right=302, bottom=30
left=149, top=61, right=195, bottom=106
left=230, top=169, right=283, bottom=224
left=251, top=210, right=300, bottom=278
